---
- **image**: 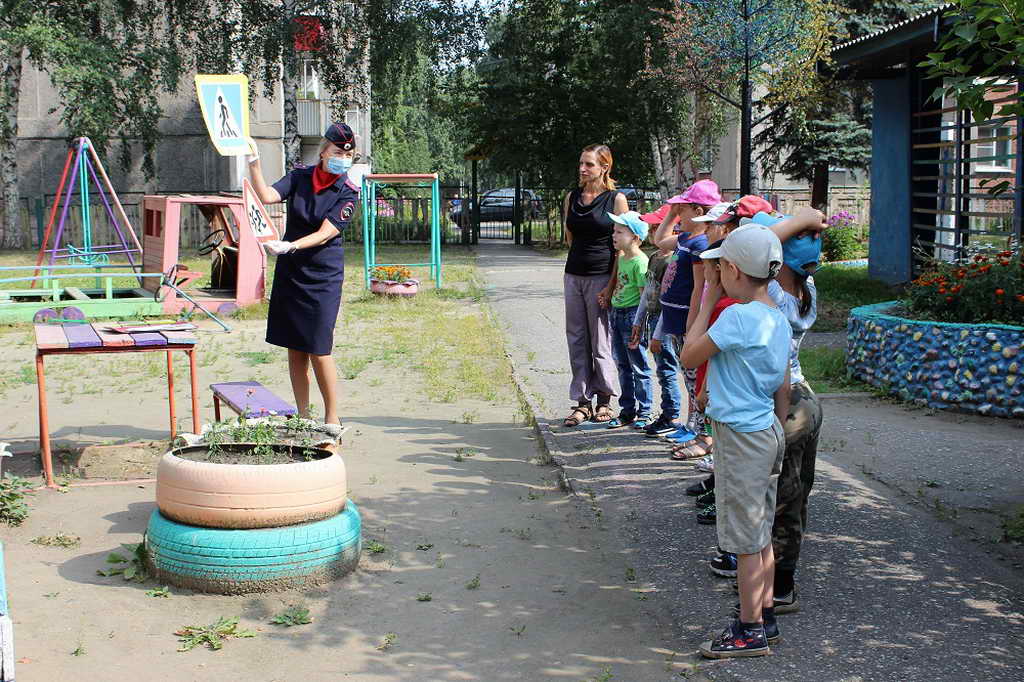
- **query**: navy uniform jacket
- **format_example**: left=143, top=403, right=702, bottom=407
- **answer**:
left=265, top=167, right=358, bottom=355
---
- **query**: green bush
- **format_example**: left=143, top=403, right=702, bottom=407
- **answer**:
left=0, top=473, right=35, bottom=526
left=823, top=210, right=862, bottom=262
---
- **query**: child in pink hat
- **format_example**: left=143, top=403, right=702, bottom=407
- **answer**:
left=666, top=179, right=722, bottom=208
left=647, top=179, right=722, bottom=456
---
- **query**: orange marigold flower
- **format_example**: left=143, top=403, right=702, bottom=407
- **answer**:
left=995, top=288, right=1005, bottom=296
left=1017, top=294, right=1024, bottom=303
left=939, top=287, right=946, bottom=293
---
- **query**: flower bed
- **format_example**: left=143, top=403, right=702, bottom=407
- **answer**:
left=847, top=302, right=1023, bottom=418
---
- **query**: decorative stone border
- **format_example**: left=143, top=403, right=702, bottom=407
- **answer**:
left=847, top=302, right=1023, bottom=418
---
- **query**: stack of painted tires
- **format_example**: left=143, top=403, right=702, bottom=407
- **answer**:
left=145, top=421, right=360, bottom=595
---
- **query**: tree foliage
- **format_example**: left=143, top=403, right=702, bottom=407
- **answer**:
left=755, top=0, right=944, bottom=202
left=1, top=1, right=191, bottom=177
left=464, top=0, right=686, bottom=190
left=920, top=0, right=1023, bottom=123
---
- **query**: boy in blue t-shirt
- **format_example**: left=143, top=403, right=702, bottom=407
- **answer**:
left=680, top=224, right=792, bottom=659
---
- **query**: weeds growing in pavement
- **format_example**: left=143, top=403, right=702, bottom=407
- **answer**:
left=270, top=606, right=312, bottom=626
left=31, top=533, right=81, bottom=548
left=175, top=617, right=256, bottom=652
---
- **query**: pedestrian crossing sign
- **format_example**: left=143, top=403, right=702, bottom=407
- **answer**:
left=195, top=74, right=250, bottom=156
left=242, top=178, right=279, bottom=242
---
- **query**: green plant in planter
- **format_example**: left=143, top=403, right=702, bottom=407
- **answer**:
left=187, top=417, right=325, bottom=465
left=904, top=243, right=1024, bottom=325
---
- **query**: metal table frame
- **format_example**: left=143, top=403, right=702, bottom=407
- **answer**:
left=35, top=344, right=200, bottom=488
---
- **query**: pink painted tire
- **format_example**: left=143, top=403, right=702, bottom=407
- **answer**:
left=370, top=279, right=419, bottom=297
left=155, top=449, right=347, bottom=529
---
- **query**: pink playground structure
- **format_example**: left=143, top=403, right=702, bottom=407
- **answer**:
left=141, top=194, right=272, bottom=316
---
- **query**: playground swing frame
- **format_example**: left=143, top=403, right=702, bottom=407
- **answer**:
left=360, top=174, right=442, bottom=289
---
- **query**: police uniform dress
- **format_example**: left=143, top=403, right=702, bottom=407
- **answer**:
left=265, top=167, right=358, bottom=356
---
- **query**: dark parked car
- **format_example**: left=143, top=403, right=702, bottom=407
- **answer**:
left=620, top=186, right=662, bottom=212
left=449, top=188, right=543, bottom=224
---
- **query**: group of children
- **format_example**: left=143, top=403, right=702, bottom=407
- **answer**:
left=602, top=179, right=827, bottom=658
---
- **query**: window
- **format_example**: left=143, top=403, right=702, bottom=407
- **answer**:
left=299, top=59, right=320, bottom=101
left=973, top=126, right=1013, bottom=170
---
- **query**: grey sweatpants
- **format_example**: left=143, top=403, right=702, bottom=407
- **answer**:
left=564, top=272, right=618, bottom=404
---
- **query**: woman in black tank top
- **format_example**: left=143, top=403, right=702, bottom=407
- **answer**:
left=562, top=144, right=628, bottom=426
left=564, top=187, right=619, bottom=276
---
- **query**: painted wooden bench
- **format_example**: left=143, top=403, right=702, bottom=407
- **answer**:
left=210, top=381, right=298, bottom=420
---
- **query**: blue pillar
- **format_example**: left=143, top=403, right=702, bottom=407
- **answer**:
left=869, top=76, right=913, bottom=284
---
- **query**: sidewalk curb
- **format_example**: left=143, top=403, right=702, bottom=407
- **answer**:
left=506, top=353, right=577, bottom=497
left=476, top=274, right=579, bottom=498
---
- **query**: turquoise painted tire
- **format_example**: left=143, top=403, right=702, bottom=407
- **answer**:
left=145, top=503, right=361, bottom=594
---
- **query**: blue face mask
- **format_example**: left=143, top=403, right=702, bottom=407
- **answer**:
left=326, top=156, right=352, bottom=174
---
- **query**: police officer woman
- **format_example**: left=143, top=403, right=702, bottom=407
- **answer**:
left=246, top=123, right=360, bottom=425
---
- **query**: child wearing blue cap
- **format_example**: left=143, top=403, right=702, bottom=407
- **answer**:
left=606, top=211, right=654, bottom=428
left=757, top=207, right=827, bottom=618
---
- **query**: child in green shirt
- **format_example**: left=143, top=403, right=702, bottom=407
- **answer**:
left=605, top=211, right=654, bottom=429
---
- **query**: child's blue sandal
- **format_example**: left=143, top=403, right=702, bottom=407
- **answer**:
left=606, top=413, right=636, bottom=429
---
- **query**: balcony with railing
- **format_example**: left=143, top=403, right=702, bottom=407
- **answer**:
left=297, top=99, right=324, bottom=138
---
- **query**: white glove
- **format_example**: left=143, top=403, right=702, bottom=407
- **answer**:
left=263, top=240, right=295, bottom=256
left=347, top=163, right=369, bottom=189
left=245, top=137, right=259, bottom=165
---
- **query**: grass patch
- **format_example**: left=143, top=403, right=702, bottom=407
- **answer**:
left=799, top=347, right=867, bottom=394
left=338, top=246, right=511, bottom=403
left=239, top=351, right=273, bottom=366
left=813, top=266, right=899, bottom=332
left=1002, top=505, right=1024, bottom=542
left=31, top=533, right=81, bottom=548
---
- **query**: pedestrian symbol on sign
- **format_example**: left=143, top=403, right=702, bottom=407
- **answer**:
left=218, top=94, right=239, bottom=139
left=195, top=74, right=250, bottom=156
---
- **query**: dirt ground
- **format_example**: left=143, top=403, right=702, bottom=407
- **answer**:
left=0, top=314, right=698, bottom=681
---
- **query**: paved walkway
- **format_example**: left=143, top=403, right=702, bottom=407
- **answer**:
left=479, top=240, right=1024, bottom=681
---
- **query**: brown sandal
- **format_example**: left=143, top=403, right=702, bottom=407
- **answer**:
left=564, top=403, right=593, bottom=427
left=592, top=404, right=613, bottom=423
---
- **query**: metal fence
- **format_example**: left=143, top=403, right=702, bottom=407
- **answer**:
left=11, top=187, right=468, bottom=252
left=451, top=185, right=663, bottom=247
left=7, top=182, right=879, bottom=254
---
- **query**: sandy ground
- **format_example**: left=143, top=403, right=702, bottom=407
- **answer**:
left=0, top=318, right=697, bottom=681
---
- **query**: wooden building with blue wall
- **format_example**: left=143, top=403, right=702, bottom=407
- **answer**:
left=834, top=5, right=1022, bottom=285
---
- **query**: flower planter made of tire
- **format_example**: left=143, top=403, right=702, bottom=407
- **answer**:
left=370, top=279, right=419, bottom=297
left=145, top=503, right=361, bottom=594
left=156, top=443, right=347, bottom=529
